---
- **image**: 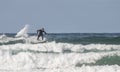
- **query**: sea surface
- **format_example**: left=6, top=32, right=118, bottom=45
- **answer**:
left=0, top=33, right=120, bottom=72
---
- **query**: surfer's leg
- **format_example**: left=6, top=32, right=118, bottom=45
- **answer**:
left=41, top=35, right=43, bottom=40
left=37, top=35, right=40, bottom=40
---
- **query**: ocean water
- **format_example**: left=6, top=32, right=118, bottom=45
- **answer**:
left=0, top=33, right=120, bottom=72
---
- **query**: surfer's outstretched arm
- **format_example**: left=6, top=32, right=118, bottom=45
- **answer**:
left=44, top=31, right=47, bottom=35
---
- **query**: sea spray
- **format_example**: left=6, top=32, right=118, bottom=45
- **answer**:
left=15, top=24, right=29, bottom=38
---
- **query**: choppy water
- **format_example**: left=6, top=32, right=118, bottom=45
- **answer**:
left=0, top=33, right=120, bottom=72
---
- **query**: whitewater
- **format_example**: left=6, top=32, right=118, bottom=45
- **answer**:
left=0, top=25, right=120, bottom=72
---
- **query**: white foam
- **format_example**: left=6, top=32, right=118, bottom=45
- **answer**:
left=0, top=33, right=7, bottom=39
left=0, top=36, right=25, bottom=43
left=0, top=39, right=120, bottom=71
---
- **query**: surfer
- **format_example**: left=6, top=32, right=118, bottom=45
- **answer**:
left=37, top=28, right=47, bottom=40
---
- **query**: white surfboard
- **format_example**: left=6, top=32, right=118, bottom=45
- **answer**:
left=35, top=40, right=47, bottom=43
left=31, top=37, right=47, bottom=44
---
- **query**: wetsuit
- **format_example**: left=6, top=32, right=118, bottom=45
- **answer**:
left=37, top=29, right=46, bottom=40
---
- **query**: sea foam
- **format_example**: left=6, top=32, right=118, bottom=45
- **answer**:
left=0, top=42, right=120, bottom=71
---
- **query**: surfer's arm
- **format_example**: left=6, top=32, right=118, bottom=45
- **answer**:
left=44, top=31, right=47, bottom=35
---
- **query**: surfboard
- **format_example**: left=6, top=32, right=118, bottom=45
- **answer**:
left=35, top=40, right=47, bottom=43
left=31, top=37, right=47, bottom=44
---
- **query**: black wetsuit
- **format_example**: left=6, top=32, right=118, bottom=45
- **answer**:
left=37, top=29, right=46, bottom=40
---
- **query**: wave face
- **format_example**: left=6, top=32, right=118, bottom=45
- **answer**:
left=0, top=33, right=120, bottom=72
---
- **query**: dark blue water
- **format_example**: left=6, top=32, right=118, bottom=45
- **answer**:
left=47, top=33, right=120, bottom=44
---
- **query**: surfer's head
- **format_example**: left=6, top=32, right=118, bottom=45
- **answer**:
left=42, top=28, right=44, bottom=31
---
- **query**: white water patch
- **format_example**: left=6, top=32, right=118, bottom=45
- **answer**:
left=15, top=24, right=29, bottom=38
left=0, top=49, right=120, bottom=71
left=0, top=41, right=120, bottom=53
left=0, top=34, right=6, bottom=39
left=0, top=36, right=25, bottom=43
left=34, top=65, right=120, bottom=72
left=0, top=43, right=120, bottom=70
